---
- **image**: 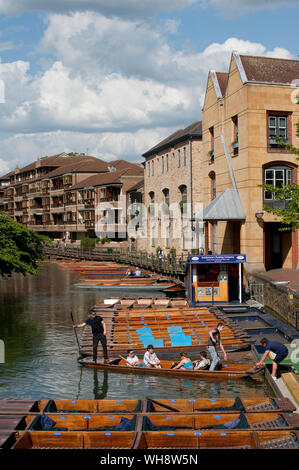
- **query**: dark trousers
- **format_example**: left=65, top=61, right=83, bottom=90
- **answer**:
left=93, top=333, right=108, bottom=361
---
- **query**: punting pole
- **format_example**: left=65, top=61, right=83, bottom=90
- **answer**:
left=70, top=311, right=80, bottom=353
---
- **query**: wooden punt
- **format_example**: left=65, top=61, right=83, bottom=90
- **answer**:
left=39, top=399, right=142, bottom=414
left=78, top=357, right=263, bottom=380
left=136, top=430, right=256, bottom=448
left=0, top=415, right=28, bottom=431
left=25, top=397, right=295, bottom=416
left=26, top=413, right=137, bottom=432
left=76, top=284, right=174, bottom=290
left=146, top=397, right=296, bottom=413
left=79, top=341, right=250, bottom=356
left=11, top=430, right=136, bottom=449
left=0, top=431, right=19, bottom=449
left=135, top=430, right=299, bottom=449
left=10, top=429, right=299, bottom=449
left=255, top=430, right=299, bottom=448
left=142, top=412, right=299, bottom=431
left=0, top=400, right=41, bottom=414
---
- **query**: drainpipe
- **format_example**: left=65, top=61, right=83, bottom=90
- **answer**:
left=190, top=136, right=193, bottom=249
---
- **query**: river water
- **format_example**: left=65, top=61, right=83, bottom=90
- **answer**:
left=0, top=261, right=272, bottom=400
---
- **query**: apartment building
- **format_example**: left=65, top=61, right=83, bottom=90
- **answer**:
left=201, top=52, right=299, bottom=273
left=0, top=153, right=143, bottom=242
left=65, top=161, right=143, bottom=241
left=142, top=121, right=203, bottom=255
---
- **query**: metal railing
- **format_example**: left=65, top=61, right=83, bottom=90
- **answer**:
left=249, top=282, right=264, bottom=307
left=44, top=245, right=189, bottom=277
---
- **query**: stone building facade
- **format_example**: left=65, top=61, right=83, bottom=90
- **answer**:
left=142, top=122, right=203, bottom=255
left=201, top=52, right=299, bottom=273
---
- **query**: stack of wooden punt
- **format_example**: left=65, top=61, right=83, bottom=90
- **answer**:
left=76, top=277, right=171, bottom=288
left=59, top=261, right=162, bottom=284
left=79, top=306, right=252, bottom=356
left=1, top=397, right=299, bottom=449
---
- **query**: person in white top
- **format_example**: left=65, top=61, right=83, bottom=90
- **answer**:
left=193, top=351, right=210, bottom=370
left=134, top=267, right=141, bottom=277
left=126, top=349, right=142, bottom=367
left=143, top=345, right=161, bottom=368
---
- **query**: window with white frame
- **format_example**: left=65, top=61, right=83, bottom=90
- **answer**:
left=264, top=166, right=294, bottom=200
left=268, top=115, right=289, bottom=148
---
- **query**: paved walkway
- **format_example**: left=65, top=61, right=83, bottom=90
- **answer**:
left=257, top=269, right=299, bottom=294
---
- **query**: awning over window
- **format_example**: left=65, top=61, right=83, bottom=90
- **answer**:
left=196, top=188, right=246, bottom=221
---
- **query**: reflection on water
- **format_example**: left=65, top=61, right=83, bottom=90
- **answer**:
left=0, top=262, right=273, bottom=399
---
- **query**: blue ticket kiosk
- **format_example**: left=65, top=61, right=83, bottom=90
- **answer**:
left=186, top=254, right=246, bottom=305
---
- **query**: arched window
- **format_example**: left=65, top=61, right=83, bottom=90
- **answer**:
left=149, top=191, right=155, bottom=216
left=179, top=185, right=187, bottom=213
left=209, top=172, right=216, bottom=200
left=162, top=188, right=170, bottom=206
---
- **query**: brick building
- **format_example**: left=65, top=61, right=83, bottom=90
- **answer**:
left=201, top=52, right=299, bottom=273
left=142, top=121, right=203, bottom=255
left=0, top=153, right=143, bottom=243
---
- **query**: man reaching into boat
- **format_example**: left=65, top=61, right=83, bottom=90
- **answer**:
left=256, top=338, right=288, bottom=381
left=208, top=322, right=227, bottom=370
left=73, top=311, right=108, bottom=364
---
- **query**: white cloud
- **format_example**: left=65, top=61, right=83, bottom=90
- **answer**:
left=205, top=0, right=299, bottom=15
left=0, top=11, right=295, bottom=173
left=0, top=0, right=197, bottom=17
left=0, top=128, right=170, bottom=170
left=0, top=157, right=9, bottom=174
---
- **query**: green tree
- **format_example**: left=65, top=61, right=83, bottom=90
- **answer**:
left=0, top=212, right=50, bottom=279
left=67, top=152, right=86, bottom=156
left=261, top=183, right=299, bottom=231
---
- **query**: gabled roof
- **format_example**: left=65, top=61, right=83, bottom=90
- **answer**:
left=69, top=166, right=144, bottom=191
left=0, top=170, right=15, bottom=180
left=216, top=72, right=229, bottom=96
left=239, top=54, right=299, bottom=85
left=142, top=121, right=202, bottom=158
left=43, top=158, right=109, bottom=179
left=108, top=160, right=143, bottom=172
left=210, top=53, right=299, bottom=101
left=126, top=178, right=144, bottom=193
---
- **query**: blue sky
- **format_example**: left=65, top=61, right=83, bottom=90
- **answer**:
left=0, top=0, right=298, bottom=173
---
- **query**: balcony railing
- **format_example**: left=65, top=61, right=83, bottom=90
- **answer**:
left=264, top=200, right=290, bottom=210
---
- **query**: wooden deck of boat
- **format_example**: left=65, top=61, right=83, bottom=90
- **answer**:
left=78, top=303, right=252, bottom=357
left=1, top=397, right=298, bottom=449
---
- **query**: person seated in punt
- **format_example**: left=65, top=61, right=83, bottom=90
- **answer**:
left=172, top=352, right=194, bottom=370
left=126, top=349, right=146, bottom=367
left=143, top=345, right=161, bottom=368
left=134, top=267, right=142, bottom=276
left=125, top=268, right=132, bottom=277
left=193, top=351, right=210, bottom=370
